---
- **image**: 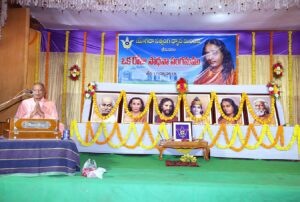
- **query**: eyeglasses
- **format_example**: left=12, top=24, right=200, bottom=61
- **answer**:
left=101, top=103, right=112, bottom=108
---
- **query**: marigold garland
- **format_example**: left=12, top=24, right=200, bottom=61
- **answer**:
left=70, top=120, right=102, bottom=147
left=235, top=34, right=239, bottom=84
left=80, top=32, right=87, bottom=122
left=71, top=121, right=300, bottom=154
left=91, top=90, right=277, bottom=125
left=99, top=32, right=105, bottom=82
left=288, top=31, right=293, bottom=125
left=62, top=31, right=69, bottom=124
left=252, top=32, right=256, bottom=84
left=83, top=121, right=167, bottom=149
left=269, top=32, right=273, bottom=81
left=44, top=32, right=51, bottom=96
left=34, top=32, right=40, bottom=82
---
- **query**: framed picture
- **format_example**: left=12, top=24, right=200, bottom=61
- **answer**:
left=247, top=95, right=278, bottom=125
left=153, top=94, right=180, bottom=124
left=215, top=94, right=244, bottom=125
left=122, top=94, right=149, bottom=123
left=90, top=92, right=120, bottom=123
left=172, top=122, right=192, bottom=141
left=184, top=94, right=212, bottom=124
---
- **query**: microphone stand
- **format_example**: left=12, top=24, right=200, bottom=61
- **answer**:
left=0, top=90, right=32, bottom=112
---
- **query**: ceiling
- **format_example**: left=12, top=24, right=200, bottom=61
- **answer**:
left=29, top=6, right=300, bottom=31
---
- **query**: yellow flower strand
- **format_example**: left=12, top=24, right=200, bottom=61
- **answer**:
left=230, top=124, right=251, bottom=152
left=71, top=120, right=300, bottom=153
left=252, top=125, right=282, bottom=149
left=120, top=123, right=146, bottom=149
left=92, top=90, right=124, bottom=120
left=182, top=94, right=213, bottom=122
left=158, top=122, right=171, bottom=140
left=34, top=32, right=40, bottom=82
left=89, top=122, right=117, bottom=145
left=214, top=92, right=245, bottom=122
left=123, top=92, right=152, bottom=120
left=70, top=120, right=102, bottom=146
left=214, top=124, right=238, bottom=149
left=273, top=125, right=298, bottom=151
left=245, top=94, right=276, bottom=124
left=99, top=32, right=105, bottom=82
left=62, top=31, right=69, bottom=124
left=288, top=31, right=293, bottom=125
left=252, top=31, right=256, bottom=84
left=243, top=125, right=267, bottom=150
left=139, top=123, right=161, bottom=149
left=153, top=92, right=182, bottom=121
left=91, top=90, right=277, bottom=124
left=103, top=122, right=134, bottom=148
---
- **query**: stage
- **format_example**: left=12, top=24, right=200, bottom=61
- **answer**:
left=1, top=153, right=300, bottom=202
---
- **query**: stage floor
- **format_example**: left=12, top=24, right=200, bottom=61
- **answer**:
left=1, top=153, right=300, bottom=202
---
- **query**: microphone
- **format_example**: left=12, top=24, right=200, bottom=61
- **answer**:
left=0, top=89, right=33, bottom=110
left=24, top=89, right=33, bottom=95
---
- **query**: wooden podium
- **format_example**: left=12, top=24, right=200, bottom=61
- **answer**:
left=3, top=118, right=61, bottom=139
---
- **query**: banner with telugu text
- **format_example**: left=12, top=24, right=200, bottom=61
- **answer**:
left=117, top=34, right=236, bottom=84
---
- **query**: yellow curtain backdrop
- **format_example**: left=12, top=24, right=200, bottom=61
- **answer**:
left=239, top=55, right=300, bottom=125
left=39, top=53, right=115, bottom=126
left=37, top=49, right=300, bottom=126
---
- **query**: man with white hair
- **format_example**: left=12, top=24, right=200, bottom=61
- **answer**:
left=253, top=98, right=276, bottom=125
left=92, top=96, right=117, bottom=123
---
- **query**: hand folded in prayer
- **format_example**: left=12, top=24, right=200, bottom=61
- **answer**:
left=30, top=101, right=45, bottom=118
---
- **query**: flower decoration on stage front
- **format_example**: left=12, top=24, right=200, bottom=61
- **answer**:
left=69, top=64, right=80, bottom=81
left=85, top=82, right=97, bottom=99
left=176, top=77, right=188, bottom=94
left=180, top=154, right=197, bottom=163
left=267, top=81, right=281, bottom=99
left=273, top=62, right=283, bottom=79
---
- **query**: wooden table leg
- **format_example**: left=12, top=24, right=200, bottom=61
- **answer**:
left=203, top=146, right=210, bottom=161
left=158, top=146, right=163, bottom=160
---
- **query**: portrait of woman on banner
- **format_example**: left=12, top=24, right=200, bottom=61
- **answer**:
left=194, top=38, right=236, bottom=85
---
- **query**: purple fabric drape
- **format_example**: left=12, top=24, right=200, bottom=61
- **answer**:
left=40, top=30, right=300, bottom=55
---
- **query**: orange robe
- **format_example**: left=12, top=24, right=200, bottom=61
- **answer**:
left=253, top=115, right=277, bottom=125
left=194, top=67, right=235, bottom=85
